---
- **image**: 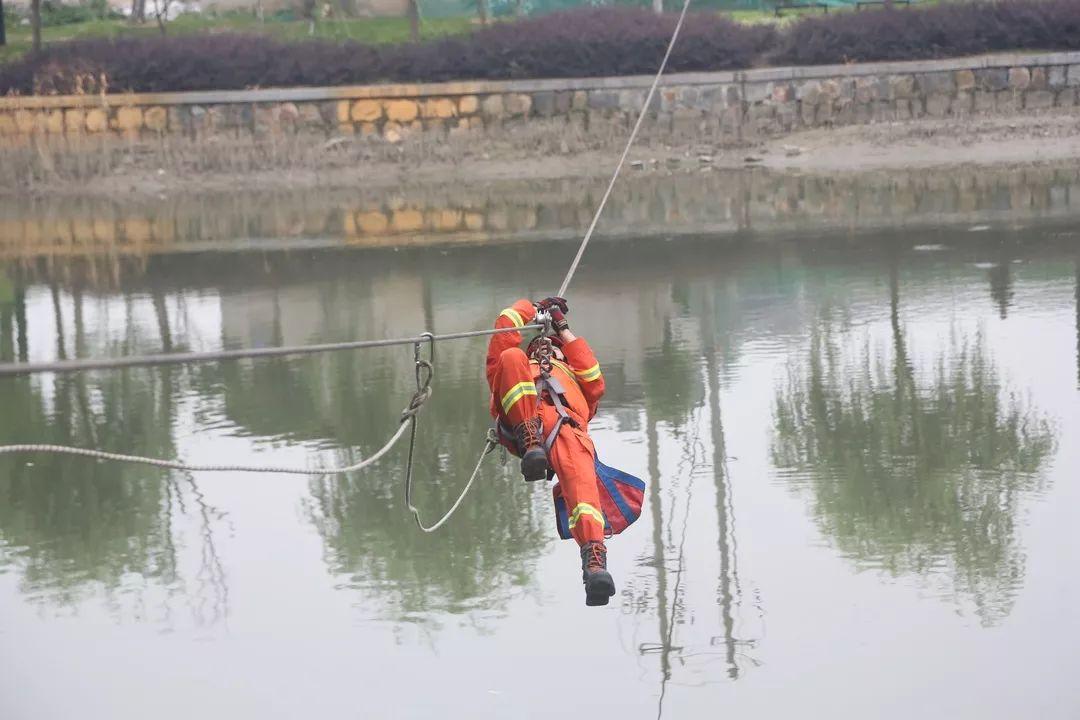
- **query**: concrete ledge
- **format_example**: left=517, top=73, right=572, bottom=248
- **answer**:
left=3, top=51, right=1078, bottom=110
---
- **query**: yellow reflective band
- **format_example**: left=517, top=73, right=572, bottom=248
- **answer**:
left=574, top=363, right=602, bottom=382
left=568, top=502, right=606, bottom=530
left=550, top=359, right=573, bottom=376
left=500, top=381, right=537, bottom=414
left=499, top=308, right=525, bottom=328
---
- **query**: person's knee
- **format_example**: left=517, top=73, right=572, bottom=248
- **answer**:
left=500, top=347, right=529, bottom=366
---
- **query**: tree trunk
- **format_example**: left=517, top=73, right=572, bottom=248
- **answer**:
left=477, top=0, right=488, bottom=26
left=1, top=0, right=8, bottom=48
left=407, top=0, right=420, bottom=42
left=31, top=0, right=42, bottom=53
left=652, top=0, right=663, bottom=14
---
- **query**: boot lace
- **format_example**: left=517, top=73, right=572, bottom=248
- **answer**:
left=518, top=418, right=543, bottom=449
left=585, top=542, right=606, bottom=572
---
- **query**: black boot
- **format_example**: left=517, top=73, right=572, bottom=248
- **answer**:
left=581, top=541, right=616, bottom=606
left=514, top=417, right=547, bottom=482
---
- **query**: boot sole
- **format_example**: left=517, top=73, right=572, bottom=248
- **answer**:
left=585, top=570, right=616, bottom=606
left=521, top=448, right=548, bottom=482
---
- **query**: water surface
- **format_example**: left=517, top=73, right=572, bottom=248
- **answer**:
left=1, top=177, right=1079, bottom=719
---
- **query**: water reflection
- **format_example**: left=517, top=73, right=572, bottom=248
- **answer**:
left=0, top=221, right=1075, bottom=655
left=771, top=258, right=1057, bottom=626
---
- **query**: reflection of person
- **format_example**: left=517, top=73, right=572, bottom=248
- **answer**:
left=486, top=297, right=615, bottom=606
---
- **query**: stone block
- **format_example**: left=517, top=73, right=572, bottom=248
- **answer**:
left=917, top=72, right=955, bottom=95
left=338, top=123, right=356, bottom=137
left=64, top=109, right=85, bottom=132
left=351, top=100, right=382, bottom=122
left=853, top=101, right=873, bottom=124
left=926, top=93, right=951, bottom=117
left=996, top=91, right=1020, bottom=113
left=297, top=103, right=323, bottom=128
left=772, top=83, right=794, bottom=104
left=1048, top=66, right=1067, bottom=89
left=889, top=75, right=916, bottom=99
left=1058, top=89, right=1077, bottom=107
left=463, top=212, right=484, bottom=231
left=952, top=91, right=974, bottom=115
left=45, top=111, right=64, bottom=134
left=1008, top=67, right=1031, bottom=90
left=481, top=95, right=504, bottom=118
left=458, top=95, right=479, bottom=115
left=571, top=91, right=588, bottom=111
left=976, top=68, right=1009, bottom=92
left=356, top=211, right=389, bottom=234
left=385, top=100, right=419, bottom=122
left=588, top=91, right=619, bottom=110
left=532, top=91, right=558, bottom=117
left=955, top=69, right=976, bottom=91
left=318, top=102, right=338, bottom=126
left=800, top=101, right=816, bottom=126
left=337, top=101, right=351, bottom=124
left=1030, top=67, right=1048, bottom=90
left=743, top=82, right=770, bottom=104
left=894, top=99, right=912, bottom=121
left=974, top=91, right=996, bottom=113
left=359, top=122, right=379, bottom=137
left=14, top=110, right=36, bottom=134
left=776, top=101, right=798, bottom=130
left=430, top=209, right=463, bottom=231
left=1026, top=90, right=1055, bottom=110
left=505, top=93, right=532, bottom=117
left=0, top=114, right=15, bottom=136
left=422, top=98, right=456, bottom=119
left=854, top=76, right=883, bottom=103
left=1067, top=64, right=1080, bottom=87
left=85, top=109, right=108, bottom=133
left=554, top=92, right=573, bottom=114
left=391, top=209, right=424, bottom=233
left=797, top=81, right=821, bottom=105
left=116, top=106, right=143, bottom=132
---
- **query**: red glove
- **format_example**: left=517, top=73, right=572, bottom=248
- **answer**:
left=536, top=297, right=570, bottom=333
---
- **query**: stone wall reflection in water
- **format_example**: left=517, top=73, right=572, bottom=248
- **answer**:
left=4, top=165, right=1080, bottom=262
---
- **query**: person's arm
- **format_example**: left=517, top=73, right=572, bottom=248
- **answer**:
left=485, top=299, right=537, bottom=391
left=559, top=331, right=605, bottom=419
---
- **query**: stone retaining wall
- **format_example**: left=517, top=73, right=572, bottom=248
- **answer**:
left=0, top=52, right=1079, bottom=149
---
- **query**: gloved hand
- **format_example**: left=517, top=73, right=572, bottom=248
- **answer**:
left=536, top=296, right=570, bottom=333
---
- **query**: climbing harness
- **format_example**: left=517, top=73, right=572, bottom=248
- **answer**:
left=0, top=0, right=693, bottom=531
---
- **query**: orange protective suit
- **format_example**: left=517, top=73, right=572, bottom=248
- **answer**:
left=486, top=299, right=607, bottom=546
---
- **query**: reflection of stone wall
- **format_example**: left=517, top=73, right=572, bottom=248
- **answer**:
left=3, top=164, right=1080, bottom=260
left=1, top=52, right=1077, bottom=149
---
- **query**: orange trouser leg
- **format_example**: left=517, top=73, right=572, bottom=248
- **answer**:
left=493, top=347, right=540, bottom=428
left=545, top=412, right=606, bottom=546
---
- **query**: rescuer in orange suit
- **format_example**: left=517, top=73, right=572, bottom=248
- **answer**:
left=486, top=296, right=615, bottom=606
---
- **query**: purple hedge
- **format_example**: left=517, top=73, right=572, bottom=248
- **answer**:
left=1, top=2, right=1078, bottom=96
left=772, top=0, right=1080, bottom=65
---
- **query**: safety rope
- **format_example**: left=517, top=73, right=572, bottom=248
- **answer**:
left=0, top=324, right=538, bottom=377
left=0, top=352, right=433, bottom=476
left=0, top=3, right=693, bottom=532
left=557, top=0, right=693, bottom=298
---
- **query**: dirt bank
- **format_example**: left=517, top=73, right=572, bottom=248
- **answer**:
left=4, top=110, right=1080, bottom=200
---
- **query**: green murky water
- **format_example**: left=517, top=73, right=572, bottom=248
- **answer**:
left=1, top=175, right=1079, bottom=719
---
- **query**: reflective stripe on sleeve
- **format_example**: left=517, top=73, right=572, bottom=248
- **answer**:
left=573, top=363, right=602, bottom=382
left=499, top=308, right=525, bottom=328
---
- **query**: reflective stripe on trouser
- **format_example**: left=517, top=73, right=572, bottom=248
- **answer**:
left=493, top=347, right=540, bottom=427
left=545, top=408, right=606, bottom=545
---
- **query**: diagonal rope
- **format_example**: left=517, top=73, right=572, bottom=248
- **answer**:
left=557, top=0, right=693, bottom=298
